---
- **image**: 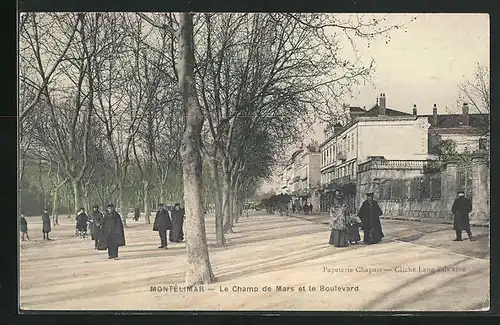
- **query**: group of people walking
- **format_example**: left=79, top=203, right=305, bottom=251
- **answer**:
left=327, top=188, right=475, bottom=247
left=153, top=203, right=185, bottom=249
left=83, top=204, right=126, bottom=259
left=328, top=189, right=384, bottom=247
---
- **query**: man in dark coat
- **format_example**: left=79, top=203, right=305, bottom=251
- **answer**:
left=153, top=203, right=172, bottom=249
left=76, top=207, right=89, bottom=239
left=452, top=190, right=475, bottom=241
left=98, top=204, right=126, bottom=259
left=20, top=212, right=30, bottom=241
left=169, top=203, right=185, bottom=243
left=357, top=192, right=384, bottom=244
left=309, top=203, right=313, bottom=214
left=133, top=206, right=140, bottom=221
left=89, top=205, right=104, bottom=249
left=41, top=208, right=52, bottom=240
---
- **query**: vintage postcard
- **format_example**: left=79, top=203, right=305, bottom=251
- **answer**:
left=18, top=12, right=490, bottom=312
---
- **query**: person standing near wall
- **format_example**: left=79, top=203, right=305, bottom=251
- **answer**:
left=452, top=190, right=476, bottom=241
left=357, top=192, right=384, bottom=244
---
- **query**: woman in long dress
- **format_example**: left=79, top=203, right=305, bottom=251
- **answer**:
left=328, top=189, right=349, bottom=247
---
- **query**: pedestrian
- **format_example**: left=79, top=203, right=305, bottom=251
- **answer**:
left=153, top=203, right=172, bottom=249
left=97, top=204, right=126, bottom=260
left=76, top=207, right=89, bottom=239
left=20, top=212, right=30, bottom=241
left=89, top=205, right=104, bottom=249
left=329, top=189, right=350, bottom=247
left=309, top=203, right=313, bottom=214
left=357, top=192, right=384, bottom=244
left=41, top=208, right=52, bottom=241
left=133, top=205, right=140, bottom=221
left=292, top=204, right=296, bottom=213
left=452, top=190, right=476, bottom=242
left=169, top=203, right=185, bottom=243
left=347, top=216, right=362, bottom=245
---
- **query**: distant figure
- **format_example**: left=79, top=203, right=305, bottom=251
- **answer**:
left=41, top=208, right=52, bottom=241
left=303, top=204, right=310, bottom=215
left=20, top=213, right=29, bottom=241
left=98, top=204, right=126, bottom=260
left=76, top=208, right=89, bottom=239
left=133, top=206, right=140, bottom=221
left=329, top=189, right=349, bottom=247
left=357, top=192, right=384, bottom=244
left=89, top=205, right=104, bottom=249
left=153, top=203, right=172, bottom=249
left=452, top=190, right=475, bottom=242
left=292, top=204, right=296, bottom=213
left=169, top=203, right=185, bottom=243
left=309, top=203, right=313, bottom=214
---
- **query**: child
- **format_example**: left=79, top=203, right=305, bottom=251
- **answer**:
left=347, top=216, right=362, bottom=245
left=20, top=213, right=29, bottom=241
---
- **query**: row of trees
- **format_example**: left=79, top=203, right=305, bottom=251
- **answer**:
left=19, top=12, right=407, bottom=285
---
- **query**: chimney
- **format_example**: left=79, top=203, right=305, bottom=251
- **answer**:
left=462, top=103, right=469, bottom=126
left=432, top=104, right=438, bottom=127
left=378, top=93, right=386, bottom=115
left=412, top=104, right=417, bottom=116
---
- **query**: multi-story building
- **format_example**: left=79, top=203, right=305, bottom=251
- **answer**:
left=424, top=103, right=489, bottom=155
left=319, top=93, right=431, bottom=212
left=277, top=142, right=321, bottom=206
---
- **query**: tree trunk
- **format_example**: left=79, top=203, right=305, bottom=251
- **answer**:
left=119, top=183, right=128, bottom=227
left=208, top=157, right=225, bottom=247
left=52, top=190, right=59, bottom=226
left=179, top=12, right=215, bottom=286
left=71, top=179, right=81, bottom=214
left=143, top=180, right=151, bottom=224
left=222, top=175, right=233, bottom=233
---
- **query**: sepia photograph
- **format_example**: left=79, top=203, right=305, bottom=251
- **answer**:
left=18, top=12, right=490, bottom=312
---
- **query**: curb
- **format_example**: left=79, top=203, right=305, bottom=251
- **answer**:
left=286, top=213, right=488, bottom=228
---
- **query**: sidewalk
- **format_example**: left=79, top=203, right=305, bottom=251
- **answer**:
left=287, top=212, right=489, bottom=260
left=288, top=212, right=489, bottom=227
left=20, top=213, right=489, bottom=311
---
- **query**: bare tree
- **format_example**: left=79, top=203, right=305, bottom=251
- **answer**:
left=138, top=12, right=216, bottom=285
left=458, top=62, right=490, bottom=135
left=19, top=13, right=79, bottom=121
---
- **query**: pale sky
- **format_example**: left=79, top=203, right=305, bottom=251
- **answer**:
left=260, top=13, right=490, bottom=194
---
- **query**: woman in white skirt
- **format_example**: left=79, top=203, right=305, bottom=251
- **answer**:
left=328, top=189, right=350, bottom=247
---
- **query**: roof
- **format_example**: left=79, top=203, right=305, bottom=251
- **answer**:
left=361, top=104, right=412, bottom=117
left=420, top=113, right=489, bottom=130
left=349, top=106, right=366, bottom=113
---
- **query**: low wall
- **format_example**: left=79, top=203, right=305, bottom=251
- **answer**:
left=377, top=199, right=451, bottom=221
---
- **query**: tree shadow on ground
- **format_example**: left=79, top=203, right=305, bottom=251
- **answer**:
left=230, top=222, right=308, bottom=235
left=224, top=227, right=328, bottom=248
left=393, top=228, right=448, bottom=242
left=214, top=243, right=368, bottom=282
left=22, top=271, right=187, bottom=306
left=360, top=257, right=487, bottom=310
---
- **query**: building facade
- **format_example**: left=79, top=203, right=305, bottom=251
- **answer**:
left=424, top=103, right=489, bottom=155
left=277, top=143, right=321, bottom=207
left=319, top=94, right=431, bottom=212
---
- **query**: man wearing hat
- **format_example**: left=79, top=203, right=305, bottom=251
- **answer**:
left=20, top=212, right=30, bottom=241
left=169, top=203, right=185, bottom=243
left=41, top=208, right=52, bottom=241
left=89, top=205, right=104, bottom=249
left=98, top=204, right=126, bottom=259
left=153, top=203, right=172, bottom=249
left=357, top=191, right=384, bottom=244
left=451, top=190, right=475, bottom=241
